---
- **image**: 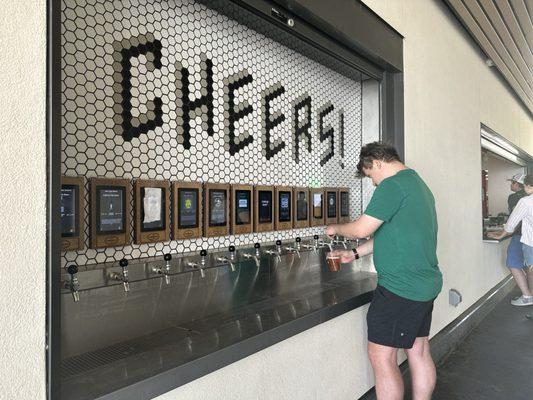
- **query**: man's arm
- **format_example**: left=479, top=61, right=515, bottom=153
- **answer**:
left=326, top=214, right=383, bottom=239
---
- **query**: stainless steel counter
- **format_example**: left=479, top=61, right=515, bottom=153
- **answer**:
left=60, top=238, right=376, bottom=400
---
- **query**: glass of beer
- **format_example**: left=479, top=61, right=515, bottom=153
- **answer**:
left=326, top=253, right=341, bottom=272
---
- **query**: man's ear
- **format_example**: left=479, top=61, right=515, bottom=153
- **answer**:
left=374, top=160, right=382, bottom=169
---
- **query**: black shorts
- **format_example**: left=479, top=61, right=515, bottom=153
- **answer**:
left=367, top=285, right=434, bottom=349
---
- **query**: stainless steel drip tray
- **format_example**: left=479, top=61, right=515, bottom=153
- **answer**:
left=60, top=271, right=376, bottom=400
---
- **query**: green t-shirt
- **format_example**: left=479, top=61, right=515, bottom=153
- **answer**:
left=364, top=169, right=442, bottom=301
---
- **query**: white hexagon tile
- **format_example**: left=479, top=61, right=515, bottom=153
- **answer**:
left=61, top=0, right=365, bottom=267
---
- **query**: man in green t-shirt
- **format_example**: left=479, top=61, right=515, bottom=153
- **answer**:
left=326, top=142, right=442, bottom=400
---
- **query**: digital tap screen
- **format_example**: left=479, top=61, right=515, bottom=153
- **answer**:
left=340, top=192, right=349, bottom=217
left=96, top=186, right=126, bottom=234
left=327, top=191, right=337, bottom=218
left=141, top=187, right=165, bottom=231
left=313, top=193, right=323, bottom=219
left=209, top=189, right=227, bottom=227
left=235, top=190, right=251, bottom=225
left=178, top=188, right=199, bottom=229
left=258, top=191, right=273, bottom=223
left=278, top=191, right=291, bottom=222
left=61, top=184, right=78, bottom=237
left=296, top=191, right=308, bottom=221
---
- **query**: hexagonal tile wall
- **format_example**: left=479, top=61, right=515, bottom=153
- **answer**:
left=61, top=0, right=365, bottom=267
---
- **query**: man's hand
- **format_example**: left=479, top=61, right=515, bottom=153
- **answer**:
left=325, top=225, right=337, bottom=238
left=328, top=249, right=355, bottom=263
left=487, top=230, right=507, bottom=240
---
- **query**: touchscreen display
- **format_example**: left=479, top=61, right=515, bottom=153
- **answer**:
left=327, top=191, right=337, bottom=218
left=258, top=191, right=273, bottom=223
left=278, top=191, right=291, bottom=222
left=97, top=187, right=125, bottom=234
left=61, top=185, right=78, bottom=237
left=296, top=191, right=308, bottom=221
left=235, top=190, right=251, bottom=225
left=178, top=188, right=198, bottom=229
left=340, top=192, right=349, bottom=217
left=141, top=187, right=165, bottom=231
left=313, top=193, right=323, bottom=219
left=209, top=189, right=227, bottom=227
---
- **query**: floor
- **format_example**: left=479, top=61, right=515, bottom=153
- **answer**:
left=430, top=287, right=533, bottom=400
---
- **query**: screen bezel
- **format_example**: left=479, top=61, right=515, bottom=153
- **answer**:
left=60, top=184, right=79, bottom=238
left=140, top=186, right=166, bottom=232
left=234, top=189, right=252, bottom=226
left=313, top=192, right=323, bottom=219
left=295, top=190, right=308, bottom=221
left=209, top=189, right=228, bottom=227
left=340, top=191, right=349, bottom=217
left=258, top=190, right=273, bottom=223
left=327, top=191, right=337, bottom=219
left=96, top=185, right=127, bottom=235
left=278, top=190, right=292, bottom=222
left=177, top=187, right=199, bottom=229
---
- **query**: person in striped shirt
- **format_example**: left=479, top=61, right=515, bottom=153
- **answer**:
left=489, top=174, right=533, bottom=306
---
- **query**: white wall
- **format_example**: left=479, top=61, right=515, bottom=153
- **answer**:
left=482, top=152, right=524, bottom=216
left=0, top=1, right=46, bottom=399
left=2, top=0, right=532, bottom=399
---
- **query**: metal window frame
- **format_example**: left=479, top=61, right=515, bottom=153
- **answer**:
left=46, top=0, right=404, bottom=398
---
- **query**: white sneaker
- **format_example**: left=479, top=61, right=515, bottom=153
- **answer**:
left=511, top=296, right=533, bottom=306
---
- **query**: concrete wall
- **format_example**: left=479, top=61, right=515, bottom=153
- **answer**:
left=0, top=1, right=47, bottom=399
left=1, top=0, right=531, bottom=399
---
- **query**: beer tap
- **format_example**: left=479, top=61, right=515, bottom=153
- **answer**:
left=188, top=249, right=207, bottom=278
left=295, top=237, right=301, bottom=251
left=265, top=240, right=282, bottom=261
left=301, top=236, right=317, bottom=252
left=65, top=264, right=80, bottom=302
left=333, top=235, right=348, bottom=249
left=217, top=246, right=236, bottom=272
left=283, top=238, right=300, bottom=258
left=242, top=242, right=261, bottom=267
left=163, top=253, right=172, bottom=284
left=119, top=258, right=130, bottom=292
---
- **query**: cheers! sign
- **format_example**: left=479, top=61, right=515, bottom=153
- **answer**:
left=113, top=33, right=347, bottom=167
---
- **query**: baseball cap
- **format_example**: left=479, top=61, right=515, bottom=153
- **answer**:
left=507, top=173, right=525, bottom=184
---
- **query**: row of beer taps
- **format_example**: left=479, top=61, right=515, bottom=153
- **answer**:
left=64, top=235, right=361, bottom=302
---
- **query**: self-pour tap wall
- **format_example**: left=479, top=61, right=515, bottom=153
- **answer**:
left=61, top=0, right=364, bottom=267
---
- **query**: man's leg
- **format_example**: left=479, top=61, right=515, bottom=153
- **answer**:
left=404, top=336, right=436, bottom=400
left=527, top=265, right=533, bottom=293
left=510, top=267, right=531, bottom=296
left=367, top=341, right=403, bottom=400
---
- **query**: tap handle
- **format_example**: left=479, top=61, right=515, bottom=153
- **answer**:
left=295, top=237, right=301, bottom=243
left=313, top=234, right=319, bottom=240
left=228, top=245, right=235, bottom=253
left=200, top=249, right=208, bottom=257
left=119, top=258, right=128, bottom=269
left=276, top=239, right=282, bottom=246
left=66, top=264, right=78, bottom=275
left=254, top=242, right=261, bottom=249
left=164, top=253, right=172, bottom=262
